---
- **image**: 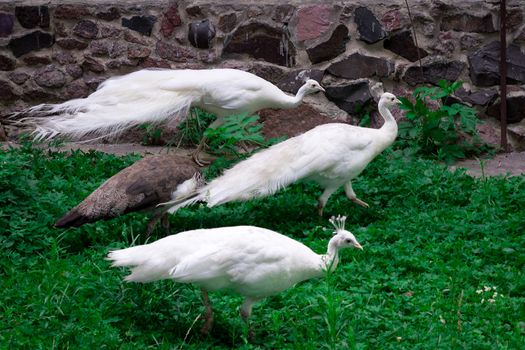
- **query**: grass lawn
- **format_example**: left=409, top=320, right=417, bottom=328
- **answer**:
left=1, top=143, right=524, bottom=349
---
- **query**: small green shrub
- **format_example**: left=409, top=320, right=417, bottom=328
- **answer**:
left=397, top=80, right=492, bottom=163
left=138, top=123, right=163, bottom=146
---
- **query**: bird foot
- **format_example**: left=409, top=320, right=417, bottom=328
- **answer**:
left=192, top=151, right=211, bottom=167
left=317, top=203, right=324, bottom=216
left=200, top=313, right=214, bottom=335
left=351, top=198, right=369, bottom=208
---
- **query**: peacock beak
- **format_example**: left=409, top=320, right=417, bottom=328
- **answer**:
left=353, top=242, right=363, bottom=250
left=319, top=86, right=326, bottom=93
left=394, top=98, right=402, bottom=105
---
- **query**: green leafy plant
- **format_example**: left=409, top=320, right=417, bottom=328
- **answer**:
left=138, top=123, right=163, bottom=146
left=1, top=144, right=524, bottom=348
left=176, top=108, right=216, bottom=147
left=397, top=80, right=491, bottom=163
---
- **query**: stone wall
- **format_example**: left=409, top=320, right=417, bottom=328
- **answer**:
left=1, top=0, right=524, bottom=142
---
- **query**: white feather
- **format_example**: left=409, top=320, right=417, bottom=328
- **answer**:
left=165, top=92, right=401, bottom=213
left=17, top=68, right=324, bottom=141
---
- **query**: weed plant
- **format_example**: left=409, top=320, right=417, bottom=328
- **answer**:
left=1, top=143, right=524, bottom=349
left=397, top=80, right=493, bottom=164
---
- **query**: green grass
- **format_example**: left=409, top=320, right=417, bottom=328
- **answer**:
left=1, top=144, right=524, bottom=349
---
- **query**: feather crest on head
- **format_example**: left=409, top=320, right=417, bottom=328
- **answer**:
left=329, top=215, right=347, bottom=234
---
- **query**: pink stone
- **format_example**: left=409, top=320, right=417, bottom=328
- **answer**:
left=382, top=9, right=404, bottom=32
left=161, top=5, right=182, bottom=38
left=295, top=5, right=333, bottom=42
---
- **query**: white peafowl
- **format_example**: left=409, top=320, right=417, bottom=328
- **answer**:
left=17, top=68, right=325, bottom=165
left=107, top=215, right=362, bottom=336
left=165, top=92, right=401, bottom=216
left=55, top=154, right=201, bottom=235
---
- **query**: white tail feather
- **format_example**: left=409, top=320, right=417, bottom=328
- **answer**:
left=107, top=245, right=167, bottom=283
left=17, top=70, right=202, bottom=140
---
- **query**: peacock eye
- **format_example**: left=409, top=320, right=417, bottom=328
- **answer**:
left=345, top=239, right=351, bottom=243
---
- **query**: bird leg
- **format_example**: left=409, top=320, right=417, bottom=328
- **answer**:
left=317, top=187, right=338, bottom=216
left=192, top=137, right=210, bottom=167
left=240, top=297, right=258, bottom=340
left=344, top=182, right=369, bottom=208
left=160, top=213, right=170, bottom=234
left=200, top=288, right=214, bottom=335
left=145, top=211, right=164, bottom=237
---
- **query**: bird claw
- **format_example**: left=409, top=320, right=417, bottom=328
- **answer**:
left=351, top=198, right=369, bottom=208
left=192, top=152, right=211, bottom=167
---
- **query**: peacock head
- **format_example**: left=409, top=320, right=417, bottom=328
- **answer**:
left=329, top=215, right=363, bottom=250
left=302, top=79, right=325, bottom=95
left=379, top=92, right=401, bottom=108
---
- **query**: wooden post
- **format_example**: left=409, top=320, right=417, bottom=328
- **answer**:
left=500, top=0, right=508, bottom=152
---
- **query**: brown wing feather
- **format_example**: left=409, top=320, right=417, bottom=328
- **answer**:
left=55, top=155, right=199, bottom=228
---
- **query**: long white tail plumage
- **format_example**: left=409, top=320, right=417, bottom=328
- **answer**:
left=107, top=245, right=168, bottom=283
left=16, top=70, right=200, bottom=140
left=165, top=135, right=320, bottom=213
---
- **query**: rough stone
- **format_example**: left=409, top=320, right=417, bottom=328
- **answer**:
left=414, top=14, right=435, bottom=38
left=248, top=63, right=286, bottom=85
left=54, top=22, right=68, bottom=37
left=381, top=9, right=407, bottom=32
left=64, top=79, right=90, bottom=99
left=515, top=26, right=525, bottom=44
left=327, top=52, right=394, bottom=79
left=0, top=80, right=19, bottom=102
left=65, top=64, right=83, bottom=79
left=272, top=5, right=295, bottom=23
left=8, top=71, right=29, bottom=84
left=127, top=45, right=151, bottom=59
left=122, top=16, right=156, bottom=36
left=487, top=91, right=525, bottom=124
left=84, top=76, right=107, bottom=91
left=89, top=41, right=111, bottom=57
left=53, top=51, right=76, bottom=65
left=259, top=103, right=339, bottom=139
left=8, top=31, right=54, bottom=57
left=82, top=57, right=106, bottom=73
left=403, top=57, right=465, bottom=85
left=106, top=58, right=137, bottom=69
left=218, top=12, right=237, bottom=33
left=460, top=33, right=483, bottom=50
left=57, top=38, right=88, bottom=50
left=21, top=88, right=56, bottom=102
left=141, top=57, right=171, bottom=68
left=295, top=5, right=334, bottom=42
left=15, top=6, right=49, bottom=29
left=306, top=24, right=349, bottom=64
left=99, top=25, right=122, bottom=39
left=441, top=14, right=496, bottom=33
left=223, top=22, right=296, bottom=67
left=0, top=13, right=14, bottom=37
left=276, top=69, right=324, bottom=94
left=354, top=6, right=387, bottom=44
left=507, top=9, right=524, bottom=31
left=23, top=55, right=51, bottom=66
left=186, top=5, right=204, bottom=17
left=433, top=31, right=456, bottom=57
left=160, top=4, right=182, bottom=37
left=96, top=7, right=120, bottom=21
left=0, top=53, right=16, bottom=71
left=155, top=41, right=196, bottom=62
left=124, top=31, right=150, bottom=45
left=455, top=87, right=498, bottom=106
left=468, top=41, right=525, bottom=87
left=55, top=5, right=89, bottom=20
left=34, top=64, right=67, bottom=88
left=325, top=80, right=373, bottom=114
left=384, top=30, right=428, bottom=62
left=188, top=19, right=216, bottom=49
left=73, top=20, right=99, bottom=39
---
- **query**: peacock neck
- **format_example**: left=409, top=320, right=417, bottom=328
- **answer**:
left=378, top=101, right=398, bottom=144
left=279, top=85, right=307, bottom=109
left=319, top=238, right=340, bottom=274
